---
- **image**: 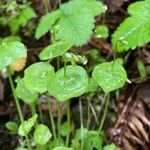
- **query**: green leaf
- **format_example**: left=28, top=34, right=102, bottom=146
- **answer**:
left=34, top=124, right=52, bottom=145
left=103, top=143, right=117, bottom=150
left=39, top=41, right=73, bottom=60
left=16, top=78, right=38, bottom=105
left=95, top=25, right=109, bottom=38
left=60, top=122, right=71, bottom=137
left=52, top=147, right=72, bottom=150
left=35, top=10, right=61, bottom=39
left=18, top=114, right=38, bottom=136
left=23, top=62, right=55, bottom=93
left=5, top=121, right=18, bottom=133
left=92, top=59, right=127, bottom=93
left=0, top=42, right=27, bottom=70
left=48, top=65, right=88, bottom=101
left=1, top=36, right=21, bottom=43
left=112, top=0, right=150, bottom=52
left=137, top=60, right=147, bottom=78
left=85, top=78, right=98, bottom=93
left=15, top=147, right=29, bottom=150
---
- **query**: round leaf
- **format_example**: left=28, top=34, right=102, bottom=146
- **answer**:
left=95, top=25, right=109, bottom=38
left=23, top=62, right=55, bottom=93
left=39, top=41, right=73, bottom=60
left=5, top=121, right=18, bottom=133
left=0, top=42, right=27, bottom=70
left=16, top=78, right=38, bottom=105
left=92, top=59, right=127, bottom=93
left=34, top=124, right=52, bottom=145
left=48, top=65, right=88, bottom=101
left=103, top=143, right=117, bottom=150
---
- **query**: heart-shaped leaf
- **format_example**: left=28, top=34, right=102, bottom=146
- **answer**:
left=18, top=114, right=38, bottom=136
left=48, top=65, right=88, bottom=101
left=16, top=78, right=38, bottom=105
left=92, top=59, right=127, bottom=93
left=34, top=124, right=52, bottom=145
left=23, top=62, right=55, bottom=93
left=39, top=41, right=73, bottom=60
left=0, top=42, right=27, bottom=70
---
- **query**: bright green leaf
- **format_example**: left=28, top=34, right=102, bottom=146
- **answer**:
left=112, top=0, right=150, bottom=52
left=15, top=147, right=29, bottom=150
left=52, top=147, right=72, bottom=150
left=39, top=41, right=73, bottom=60
left=34, top=124, right=52, bottom=145
left=5, top=121, right=18, bottom=133
left=23, top=62, right=55, bottom=93
left=18, top=114, right=38, bottom=136
left=85, top=78, right=98, bottom=93
left=103, top=143, right=117, bottom=150
left=95, top=25, right=109, bottom=38
left=60, top=122, right=71, bottom=137
left=92, top=59, right=127, bottom=93
left=35, top=10, right=61, bottom=39
left=16, top=78, right=38, bottom=105
left=48, top=65, right=88, bottom=101
left=0, top=42, right=27, bottom=70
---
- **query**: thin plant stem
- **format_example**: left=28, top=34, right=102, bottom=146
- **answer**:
left=66, top=100, right=70, bottom=146
left=30, top=104, right=38, bottom=126
left=43, top=0, right=49, bottom=13
left=7, top=67, right=31, bottom=150
left=98, top=93, right=110, bottom=132
left=38, top=103, right=43, bottom=123
left=57, top=102, right=61, bottom=144
left=47, top=99, right=57, bottom=140
left=79, top=98, right=84, bottom=150
left=87, top=96, right=91, bottom=130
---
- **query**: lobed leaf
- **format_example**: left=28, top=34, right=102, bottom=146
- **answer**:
left=112, top=0, right=150, bottom=52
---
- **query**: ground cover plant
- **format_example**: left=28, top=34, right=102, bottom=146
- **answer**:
left=0, top=0, right=150, bottom=150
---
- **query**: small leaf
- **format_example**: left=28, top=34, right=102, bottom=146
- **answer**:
left=48, top=65, right=88, bottom=101
left=15, top=147, right=29, bottom=150
left=92, top=59, right=127, bottom=93
left=95, top=25, right=109, bottom=38
left=23, top=62, right=55, bottom=93
left=85, top=78, right=98, bottom=93
left=39, top=41, right=73, bottom=60
left=34, top=124, right=52, bottom=145
left=35, top=10, right=61, bottom=39
left=5, top=121, right=18, bottom=133
left=16, top=78, right=38, bottom=105
left=137, top=60, right=147, bottom=78
left=0, top=42, right=27, bottom=70
left=52, top=147, right=72, bottom=150
left=103, top=143, right=117, bottom=150
left=18, top=114, right=38, bottom=136
left=60, top=122, right=71, bottom=137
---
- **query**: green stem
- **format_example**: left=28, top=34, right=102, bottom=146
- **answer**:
left=87, top=96, right=91, bottom=130
left=98, top=93, right=110, bottom=132
left=79, top=98, right=84, bottom=150
left=66, top=100, right=70, bottom=146
left=43, top=0, right=49, bottom=13
left=47, top=99, right=57, bottom=140
left=7, top=67, right=31, bottom=150
left=57, top=102, right=61, bottom=144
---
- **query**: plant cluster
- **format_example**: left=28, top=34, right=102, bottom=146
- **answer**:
left=0, top=0, right=150, bottom=150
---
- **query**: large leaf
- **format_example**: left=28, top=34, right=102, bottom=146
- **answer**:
left=39, top=40, right=73, bottom=60
left=35, top=10, right=61, bottom=39
left=18, top=114, right=38, bottom=136
left=92, top=59, right=127, bottom=93
left=23, top=62, right=54, bottom=93
left=35, top=0, right=106, bottom=45
left=112, top=0, right=150, bottom=52
left=34, top=124, right=52, bottom=145
left=16, top=78, right=38, bottom=105
left=0, top=42, right=27, bottom=70
left=48, top=65, right=88, bottom=101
